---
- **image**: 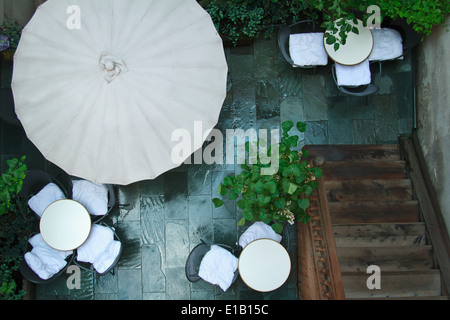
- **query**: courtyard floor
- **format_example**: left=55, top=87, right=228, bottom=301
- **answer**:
left=0, top=33, right=415, bottom=300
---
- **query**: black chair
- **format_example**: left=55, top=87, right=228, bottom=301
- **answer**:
left=68, top=178, right=116, bottom=223
left=73, top=222, right=122, bottom=276
left=278, top=19, right=327, bottom=69
left=17, top=170, right=69, bottom=218
left=0, top=88, right=21, bottom=126
left=386, top=18, right=419, bottom=58
left=185, top=239, right=239, bottom=295
left=331, top=63, right=379, bottom=97
left=19, top=234, right=75, bottom=284
left=91, top=184, right=116, bottom=223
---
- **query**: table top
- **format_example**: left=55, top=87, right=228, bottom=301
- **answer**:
left=324, top=18, right=373, bottom=66
left=238, top=238, right=291, bottom=292
left=40, top=199, right=91, bottom=251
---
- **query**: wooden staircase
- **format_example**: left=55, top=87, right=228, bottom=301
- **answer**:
left=299, top=142, right=450, bottom=300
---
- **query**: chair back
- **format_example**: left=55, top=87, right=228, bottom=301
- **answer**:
left=185, top=240, right=239, bottom=295
left=185, top=241, right=212, bottom=282
left=18, top=170, right=69, bottom=199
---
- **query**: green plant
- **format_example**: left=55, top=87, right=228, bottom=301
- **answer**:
left=212, top=121, right=322, bottom=234
left=304, top=0, right=450, bottom=50
left=201, top=0, right=309, bottom=45
left=0, top=259, right=25, bottom=300
left=0, top=20, right=23, bottom=51
left=0, top=156, right=27, bottom=216
left=0, top=156, right=31, bottom=300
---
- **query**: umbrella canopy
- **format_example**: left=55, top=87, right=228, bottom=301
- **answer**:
left=12, top=0, right=228, bottom=185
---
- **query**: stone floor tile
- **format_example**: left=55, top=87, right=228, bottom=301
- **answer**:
left=142, top=244, right=165, bottom=292
left=352, top=119, right=377, bottom=144
left=256, top=78, right=280, bottom=120
left=117, top=221, right=142, bottom=269
left=254, top=36, right=278, bottom=78
left=374, top=95, right=400, bottom=142
left=165, top=220, right=190, bottom=268
left=302, top=74, right=328, bottom=121
left=305, top=120, right=328, bottom=145
left=165, top=267, right=191, bottom=300
left=140, top=195, right=165, bottom=245
left=188, top=195, right=213, bottom=244
left=118, top=269, right=142, bottom=300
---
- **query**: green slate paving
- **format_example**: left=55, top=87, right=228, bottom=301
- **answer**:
left=0, top=32, right=415, bottom=300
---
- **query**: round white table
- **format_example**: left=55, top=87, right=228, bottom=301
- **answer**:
left=40, top=199, right=91, bottom=251
left=238, top=238, right=291, bottom=292
left=324, top=18, right=373, bottom=66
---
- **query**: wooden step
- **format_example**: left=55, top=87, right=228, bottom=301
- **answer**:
left=342, top=270, right=443, bottom=299
left=326, top=179, right=414, bottom=202
left=321, top=160, right=407, bottom=180
left=337, top=245, right=435, bottom=272
left=333, top=223, right=427, bottom=247
left=306, top=144, right=401, bottom=162
left=329, top=200, right=421, bottom=224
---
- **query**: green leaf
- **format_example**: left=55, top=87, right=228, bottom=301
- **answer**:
left=228, top=191, right=239, bottom=200
left=298, top=198, right=310, bottom=210
left=271, top=222, right=283, bottom=234
left=255, top=181, right=265, bottom=193
left=287, top=182, right=298, bottom=195
left=296, top=121, right=306, bottom=133
left=312, top=167, right=323, bottom=178
left=274, top=198, right=286, bottom=210
left=237, top=199, right=246, bottom=209
left=212, top=198, right=224, bottom=208
left=264, top=180, right=277, bottom=194
left=243, top=210, right=254, bottom=221
left=281, top=121, right=294, bottom=132
left=257, top=194, right=271, bottom=206
left=237, top=217, right=246, bottom=226
left=302, top=185, right=313, bottom=196
left=223, top=175, right=233, bottom=186
left=326, top=34, right=336, bottom=45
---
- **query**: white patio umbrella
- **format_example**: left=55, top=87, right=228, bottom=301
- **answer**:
left=12, top=0, right=227, bottom=185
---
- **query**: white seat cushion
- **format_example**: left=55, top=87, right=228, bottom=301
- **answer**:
left=289, top=32, right=328, bottom=67
left=27, top=183, right=66, bottom=217
left=239, top=221, right=282, bottom=249
left=93, top=240, right=121, bottom=274
left=76, top=224, right=114, bottom=263
left=368, top=28, right=403, bottom=61
left=25, top=234, right=70, bottom=280
left=72, top=179, right=108, bottom=216
left=335, top=60, right=371, bottom=86
left=198, top=245, right=238, bottom=292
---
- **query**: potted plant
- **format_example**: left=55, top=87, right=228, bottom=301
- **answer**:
left=212, top=121, right=322, bottom=234
left=0, top=21, right=23, bottom=61
left=0, top=156, right=33, bottom=300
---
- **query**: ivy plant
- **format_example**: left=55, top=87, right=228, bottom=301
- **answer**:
left=305, top=0, right=450, bottom=50
left=199, top=0, right=449, bottom=48
left=212, top=121, right=322, bottom=234
left=0, top=156, right=27, bottom=216
left=0, top=157, right=32, bottom=300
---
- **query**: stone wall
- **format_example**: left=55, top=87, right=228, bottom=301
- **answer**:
left=415, top=15, right=450, bottom=237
